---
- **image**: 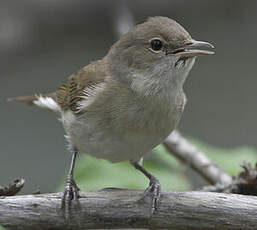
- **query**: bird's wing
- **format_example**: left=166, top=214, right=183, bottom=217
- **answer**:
left=56, top=60, right=107, bottom=113
left=9, top=60, right=107, bottom=114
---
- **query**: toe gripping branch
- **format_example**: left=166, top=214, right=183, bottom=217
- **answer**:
left=131, top=160, right=161, bottom=214
left=61, top=149, right=80, bottom=221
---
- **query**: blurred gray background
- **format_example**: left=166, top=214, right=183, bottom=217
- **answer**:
left=1, top=0, right=257, bottom=193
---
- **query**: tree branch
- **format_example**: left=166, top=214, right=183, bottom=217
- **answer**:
left=164, top=130, right=233, bottom=186
left=1, top=189, right=257, bottom=229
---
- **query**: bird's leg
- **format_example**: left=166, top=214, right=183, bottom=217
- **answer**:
left=130, top=159, right=161, bottom=214
left=61, top=148, right=80, bottom=220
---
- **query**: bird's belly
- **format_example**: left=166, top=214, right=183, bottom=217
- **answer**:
left=76, top=131, right=163, bottom=163
left=61, top=89, right=185, bottom=163
left=61, top=110, right=176, bottom=163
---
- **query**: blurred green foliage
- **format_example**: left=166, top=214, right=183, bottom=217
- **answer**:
left=190, top=138, right=257, bottom=176
left=0, top=226, right=5, bottom=230
left=57, top=137, right=257, bottom=191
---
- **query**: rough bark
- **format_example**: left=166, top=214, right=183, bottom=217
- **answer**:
left=1, top=189, right=257, bottom=230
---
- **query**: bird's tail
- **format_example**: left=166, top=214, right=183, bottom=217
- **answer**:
left=8, top=92, right=61, bottom=112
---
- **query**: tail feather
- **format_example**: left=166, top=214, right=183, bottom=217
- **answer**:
left=8, top=92, right=61, bottom=112
left=8, top=94, right=39, bottom=104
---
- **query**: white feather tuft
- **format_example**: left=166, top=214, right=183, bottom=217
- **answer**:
left=34, top=95, right=61, bottom=112
left=76, top=83, right=105, bottom=113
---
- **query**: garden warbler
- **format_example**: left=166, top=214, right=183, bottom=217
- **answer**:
left=9, top=16, right=214, bottom=216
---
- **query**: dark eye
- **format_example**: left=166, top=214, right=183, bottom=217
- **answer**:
left=150, top=39, right=163, bottom=51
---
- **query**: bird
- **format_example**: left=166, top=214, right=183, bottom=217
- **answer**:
left=9, top=16, right=214, bottom=218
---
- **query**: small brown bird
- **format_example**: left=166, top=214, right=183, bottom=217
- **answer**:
left=9, top=16, right=214, bottom=217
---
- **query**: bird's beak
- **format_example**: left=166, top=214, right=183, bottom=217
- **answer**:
left=168, top=40, right=215, bottom=57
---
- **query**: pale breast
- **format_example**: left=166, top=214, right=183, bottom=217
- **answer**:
left=61, top=89, right=186, bottom=163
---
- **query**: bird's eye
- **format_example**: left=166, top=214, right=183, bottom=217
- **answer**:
left=150, top=39, right=163, bottom=52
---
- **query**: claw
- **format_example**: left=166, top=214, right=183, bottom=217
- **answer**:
left=131, top=160, right=161, bottom=215
left=61, top=177, right=80, bottom=221
left=140, top=176, right=161, bottom=214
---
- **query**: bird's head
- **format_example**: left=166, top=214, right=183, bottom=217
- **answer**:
left=107, top=16, right=214, bottom=96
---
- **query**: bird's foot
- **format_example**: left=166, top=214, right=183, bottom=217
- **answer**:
left=61, top=177, right=80, bottom=221
left=140, top=176, right=161, bottom=215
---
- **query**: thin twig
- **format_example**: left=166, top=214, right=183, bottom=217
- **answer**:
left=163, top=130, right=233, bottom=185
left=201, top=162, right=257, bottom=194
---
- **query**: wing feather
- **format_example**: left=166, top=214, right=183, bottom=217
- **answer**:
left=56, top=60, right=107, bottom=113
